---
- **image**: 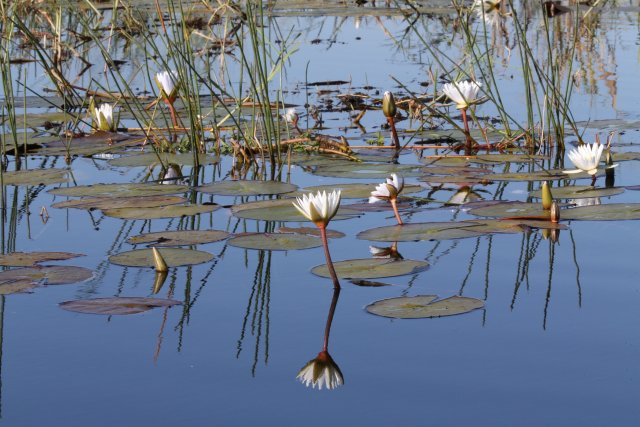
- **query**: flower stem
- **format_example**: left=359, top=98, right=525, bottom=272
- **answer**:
left=319, top=225, right=341, bottom=289
left=387, top=117, right=400, bottom=150
left=323, top=287, right=340, bottom=352
left=461, top=108, right=472, bottom=154
left=390, top=198, right=404, bottom=225
left=165, top=100, right=179, bottom=129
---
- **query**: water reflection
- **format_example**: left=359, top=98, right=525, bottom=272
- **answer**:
left=297, top=288, right=344, bottom=391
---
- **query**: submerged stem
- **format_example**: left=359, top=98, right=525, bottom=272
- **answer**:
left=322, top=287, right=341, bottom=352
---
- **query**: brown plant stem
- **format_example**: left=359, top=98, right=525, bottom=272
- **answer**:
left=165, top=100, right=179, bottom=129
left=387, top=116, right=400, bottom=149
left=319, top=225, right=341, bottom=290
left=322, top=287, right=341, bottom=352
left=390, top=198, right=404, bottom=225
left=461, top=107, right=473, bottom=154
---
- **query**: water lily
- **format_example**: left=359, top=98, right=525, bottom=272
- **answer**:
left=369, top=173, right=404, bottom=225
left=442, top=80, right=482, bottom=110
left=564, top=143, right=618, bottom=185
left=293, top=190, right=342, bottom=288
left=297, top=351, right=344, bottom=390
left=93, top=103, right=117, bottom=132
left=155, top=70, right=179, bottom=103
left=382, top=91, right=400, bottom=149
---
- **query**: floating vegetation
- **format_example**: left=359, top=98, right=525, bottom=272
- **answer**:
left=52, top=195, right=187, bottom=210
left=311, top=259, right=429, bottom=279
left=296, top=183, right=423, bottom=199
left=365, top=295, right=484, bottom=319
left=102, top=204, right=219, bottom=220
left=49, top=183, right=188, bottom=198
left=312, top=163, right=423, bottom=179
left=228, top=233, right=322, bottom=251
left=0, top=266, right=93, bottom=293
left=3, top=169, right=69, bottom=186
left=196, top=180, right=297, bottom=196
left=358, top=222, right=484, bottom=242
left=0, top=252, right=84, bottom=267
left=231, top=199, right=361, bottom=222
left=127, top=230, right=230, bottom=246
left=529, top=186, right=624, bottom=199
left=59, top=297, right=181, bottom=315
left=561, top=204, right=640, bottom=221
left=109, top=248, right=214, bottom=267
left=109, top=152, right=219, bottom=168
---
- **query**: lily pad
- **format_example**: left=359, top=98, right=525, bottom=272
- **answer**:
left=109, top=152, right=219, bottom=167
left=3, top=169, right=69, bottom=186
left=421, top=165, right=492, bottom=176
left=483, top=169, right=578, bottom=181
left=127, top=230, right=230, bottom=246
left=468, top=202, right=549, bottom=218
left=529, top=186, right=624, bottom=199
left=311, top=259, right=429, bottom=279
left=0, top=252, right=84, bottom=267
left=196, top=180, right=297, bottom=196
left=561, top=203, right=640, bottom=221
left=357, top=222, right=484, bottom=242
left=471, top=154, right=548, bottom=164
left=52, top=195, right=187, bottom=210
left=103, top=204, right=219, bottom=219
left=228, top=233, right=321, bottom=250
left=464, top=219, right=567, bottom=233
left=0, top=266, right=93, bottom=286
left=35, top=133, right=143, bottom=157
left=231, top=199, right=360, bottom=222
left=59, top=297, right=181, bottom=315
left=277, top=227, right=345, bottom=238
left=49, top=183, right=187, bottom=198
left=109, top=248, right=213, bottom=267
left=312, top=163, right=423, bottom=179
left=609, top=152, right=640, bottom=162
left=365, top=295, right=484, bottom=319
left=295, top=182, right=423, bottom=199
left=419, top=175, right=493, bottom=185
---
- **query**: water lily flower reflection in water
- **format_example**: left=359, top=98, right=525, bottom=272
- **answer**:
left=369, top=173, right=405, bottom=225
left=292, top=190, right=342, bottom=289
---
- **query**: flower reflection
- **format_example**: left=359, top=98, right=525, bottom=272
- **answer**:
left=297, top=351, right=344, bottom=390
left=369, top=243, right=403, bottom=259
left=159, top=163, right=182, bottom=184
left=446, top=186, right=483, bottom=205
left=569, top=197, right=601, bottom=207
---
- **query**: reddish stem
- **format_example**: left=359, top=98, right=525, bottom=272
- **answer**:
left=387, top=117, right=400, bottom=149
left=322, top=287, right=340, bottom=352
left=319, top=225, right=341, bottom=290
left=461, top=108, right=473, bottom=154
left=165, top=100, right=179, bottom=129
left=390, top=198, right=404, bottom=225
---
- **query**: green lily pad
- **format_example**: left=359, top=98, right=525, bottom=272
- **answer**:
left=52, top=195, right=187, bottom=210
left=59, top=297, right=181, bottom=315
left=471, top=154, right=548, bottom=164
left=196, top=180, right=297, bottom=196
left=109, top=152, right=219, bottom=167
left=127, top=230, right=230, bottom=246
left=103, top=204, right=219, bottom=219
left=561, top=203, right=640, bottom=221
left=483, top=169, right=578, bottom=181
left=421, top=165, right=492, bottom=176
left=109, top=248, right=213, bottom=267
left=0, top=266, right=93, bottom=287
left=464, top=219, right=567, bottom=233
left=468, top=202, right=549, bottom=218
left=311, top=259, right=429, bottom=279
left=529, top=186, right=624, bottom=199
left=0, top=252, right=84, bottom=267
left=49, top=183, right=187, bottom=198
left=228, top=233, right=321, bottom=250
left=365, top=295, right=484, bottom=319
left=421, top=156, right=471, bottom=166
left=419, top=175, right=493, bottom=185
left=295, top=183, right=423, bottom=199
left=312, top=163, right=422, bottom=179
left=35, top=133, right=143, bottom=157
left=609, top=152, right=640, bottom=161
left=231, top=199, right=360, bottom=222
left=276, top=227, right=345, bottom=238
left=357, top=222, right=484, bottom=242
left=2, top=169, right=69, bottom=186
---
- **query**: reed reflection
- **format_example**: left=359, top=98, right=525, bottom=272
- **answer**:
left=297, top=287, right=343, bottom=391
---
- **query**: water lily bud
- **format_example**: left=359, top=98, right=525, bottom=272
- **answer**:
left=152, top=247, right=168, bottom=272
left=541, top=181, right=553, bottom=210
left=382, top=91, right=397, bottom=119
left=550, top=201, right=560, bottom=223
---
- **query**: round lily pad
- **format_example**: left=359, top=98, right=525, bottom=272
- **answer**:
left=365, top=295, right=484, bottom=319
left=312, top=163, right=422, bottom=179
left=561, top=203, right=640, bottom=221
left=228, top=233, right=321, bottom=250
left=127, top=230, right=230, bottom=246
left=0, top=251, right=84, bottom=267
left=483, top=169, right=577, bottom=181
left=311, top=259, right=429, bottom=279
left=109, top=152, right=219, bottom=167
left=470, top=154, right=548, bottom=164
left=109, top=248, right=213, bottom=267
left=296, top=183, right=423, bottom=199
left=196, top=180, right=297, bottom=196
left=59, top=297, right=181, bottom=315
left=103, top=204, right=219, bottom=219
left=421, top=165, right=492, bottom=176
left=529, top=186, right=624, bottom=199
left=419, top=175, right=493, bottom=185
left=357, top=222, right=484, bottom=242
left=468, top=202, right=548, bottom=218
left=3, top=168, right=69, bottom=186
left=464, top=219, right=567, bottom=233
left=608, top=152, right=640, bottom=161
left=231, top=199, right=360, bottom=222
left=276, top=227, right=345, bottom=238
left=0, top=265, right=93, bottom=286
left=52, top=195, right=187, bottom=210
left=49, top=183, right=187, bottom=198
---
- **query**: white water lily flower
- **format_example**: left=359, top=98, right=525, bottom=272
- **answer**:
left=155, top=70, right=179, bottom=102
left=369, top=173, right=404, bottom=203
left=293, top=190, right=341, bottom=226
left=284, top=108, right=298, bottom=123
left=563, top=143, right=615, bottom=175
left=442, top=80, right=482, bottom=109
left=297, top=351, right=344, bottom=390
left=94, top=103, right=116, bottom=132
